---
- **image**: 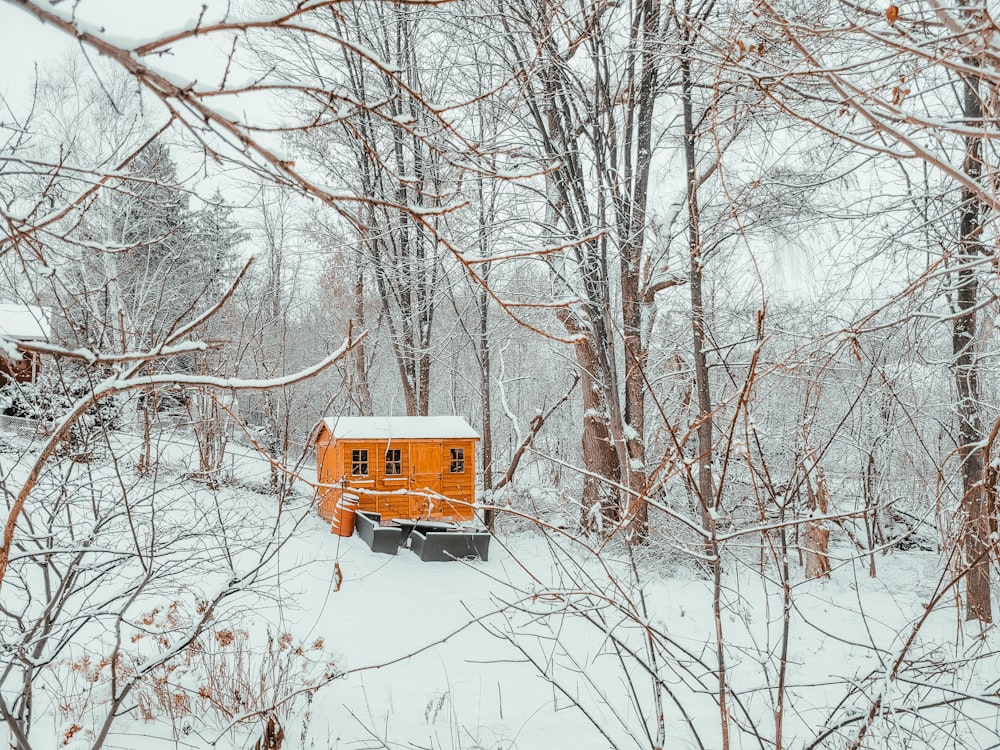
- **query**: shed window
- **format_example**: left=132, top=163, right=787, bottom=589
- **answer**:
left=351, top=449, right=369, bottom=476
left=449, top=448, right=465, bottom=474
left=385, top=448, right=402, bottom=476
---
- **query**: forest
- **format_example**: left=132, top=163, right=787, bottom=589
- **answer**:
left=2, top=0, right=1000, bottom=748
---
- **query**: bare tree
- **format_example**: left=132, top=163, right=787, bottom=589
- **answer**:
left=491, top=0, right=676, bottom=539
left=748, top=0, right=1000, bottom=621
left=0, top=3, right=459, bottom=745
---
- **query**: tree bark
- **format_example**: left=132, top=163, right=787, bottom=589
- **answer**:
left=955, top=58, right=991, bottom=623
left=803, top=453, right=832, bottom=580
left=616, top=0, right=661, bottom=541
left=682, top=52, right=716, bottom=537
left=560, top=310, right=624, bottom=532
left=476, top=166, right=495, bottom=529
left=351, top=265, right=373, bottom=415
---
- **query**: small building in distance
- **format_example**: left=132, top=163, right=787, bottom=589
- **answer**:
left=0, top=304, right=50, bottom=384
left=313, top=416, right=479, bottom=523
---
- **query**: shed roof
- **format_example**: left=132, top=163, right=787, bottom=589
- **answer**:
left=0, top=304, right=50, bottom=340
left=318, top=416, right=480, bottom=441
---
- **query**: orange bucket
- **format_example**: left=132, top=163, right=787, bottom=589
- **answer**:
left=331, top=492, right=360, bottom=537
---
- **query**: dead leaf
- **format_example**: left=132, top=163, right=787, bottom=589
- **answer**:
left=886, top=5, right=899, bottom=24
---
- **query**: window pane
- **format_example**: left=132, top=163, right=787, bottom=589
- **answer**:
left=449, top=448, right=465, bottom=474
left=385, top=449, right=402, bottom=476
left=352, top=449, right=369, bottom=476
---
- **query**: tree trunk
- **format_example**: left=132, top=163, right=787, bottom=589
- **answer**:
left=682, top=53, right=716, bottom=535
left=955, top=56, right=991, bottom=623
left=478, top=197, right=495, bottom=528
left=803, top=454, right=832, bottom=580
left=480, top=286, right=494, bottom=530
left=560, top=310, right=623, bottom=533
left=351, top=264, right=373, bottom=415
left=616, top=0, right=661, bottom=542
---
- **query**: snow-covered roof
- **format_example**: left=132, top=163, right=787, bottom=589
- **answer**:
left=0, top=304, right=50, bottom=340
left=318, top=416, right=480, bottom=441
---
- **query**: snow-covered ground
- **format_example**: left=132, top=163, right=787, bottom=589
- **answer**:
left=2, top=428, right=999, bottom=750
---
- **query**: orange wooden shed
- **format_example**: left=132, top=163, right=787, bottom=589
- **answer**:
left=313, top=416, right=480, bottom=523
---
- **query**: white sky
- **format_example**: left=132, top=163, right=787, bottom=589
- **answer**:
left=0, top=4, right=69, bottom=101
left=0, top=0, right=888, bottom=310
left=1, top=1, right=231, bottom=105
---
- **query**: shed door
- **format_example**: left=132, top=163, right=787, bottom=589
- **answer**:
left=410, top=441, right=443, bottom=502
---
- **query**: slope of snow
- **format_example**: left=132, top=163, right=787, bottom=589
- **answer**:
left=1, top=427, right=998, bottom=750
